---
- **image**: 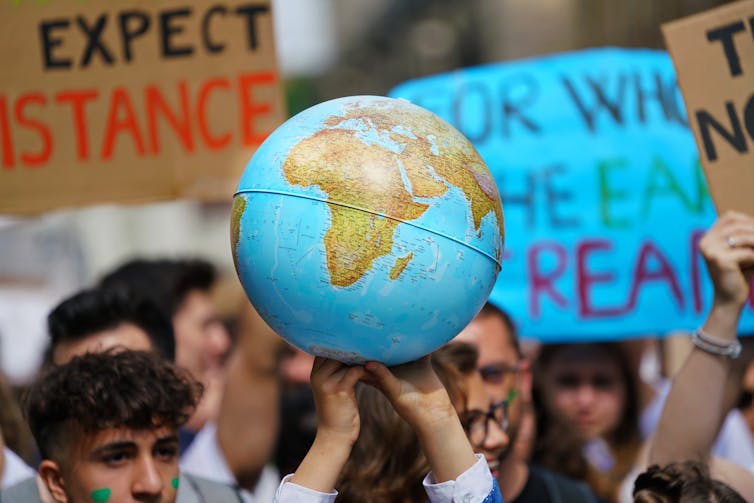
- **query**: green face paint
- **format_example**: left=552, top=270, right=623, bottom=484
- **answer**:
left=90, top=488, right=111, bottom=502
left=172, top=477, right=180, bottom=490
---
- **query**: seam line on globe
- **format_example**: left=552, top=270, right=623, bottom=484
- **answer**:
left=235, top=188, right=502, bottom=269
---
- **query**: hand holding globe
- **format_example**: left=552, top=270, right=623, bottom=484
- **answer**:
left=232, top=96, right=504, bottom=365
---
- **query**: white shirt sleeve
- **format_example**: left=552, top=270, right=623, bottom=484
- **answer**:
left=273, top=473, right=338, bottom=503
left=422, top=454, right=494, bottom=503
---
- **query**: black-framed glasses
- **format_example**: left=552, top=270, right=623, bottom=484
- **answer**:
left=479, top=362, right=520, bottom=384
left=462, top=389, right=517, bottom=448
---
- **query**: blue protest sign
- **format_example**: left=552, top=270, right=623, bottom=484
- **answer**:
left=390, top=47, right=754, bottom=342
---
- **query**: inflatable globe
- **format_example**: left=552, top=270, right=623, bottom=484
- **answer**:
left=232, top=96, right=504, bottom=365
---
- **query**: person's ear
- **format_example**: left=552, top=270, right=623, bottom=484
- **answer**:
left=39, top=460, right=68, bottom=503
left=518, top=358, right=533, bottom=403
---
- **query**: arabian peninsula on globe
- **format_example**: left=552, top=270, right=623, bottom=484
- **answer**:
left=232, top=96, right=504, bottom=365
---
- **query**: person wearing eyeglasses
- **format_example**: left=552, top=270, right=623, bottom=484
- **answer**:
left=455, top=303, right=607, bottom=503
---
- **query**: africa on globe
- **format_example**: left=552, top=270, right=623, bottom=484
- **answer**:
left=232, top=96, right=504, bottom=365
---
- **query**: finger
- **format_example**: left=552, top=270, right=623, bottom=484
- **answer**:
left=339, top=366, right=366, bottom=391
left=705, top=214, right=754, bottom=245
left=719, top=222, right=754, bottom=242
left=311, top=357, right=346, bottom=383
left=726, top=235, right=754, bottom=250
left=365, top=361, right=401, bottom=397
left=310, top=356, right=326, bottom=383
left=718, top=211, right=754, bottom=227
left=701, top=224, right=754, bottom=258
left=729, top=248, right=754, bottom=268
left=311, top=356, right=329, bottom=373
left=358, top=372, right=378, bottom=386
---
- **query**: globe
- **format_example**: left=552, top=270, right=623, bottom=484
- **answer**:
left=232, top=96, right=504, bottom=365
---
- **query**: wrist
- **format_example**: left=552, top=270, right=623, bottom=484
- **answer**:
left=706, top=300, right=744, bottom=340
left=314, top=427, right=359, bottom=451
left=691, top=328, right=741, bottom=359
left=712, top=295, right=747, bottom=314
left=291, top=432, right=352, bottom=493
left=413, top=406, right=461, bottom=441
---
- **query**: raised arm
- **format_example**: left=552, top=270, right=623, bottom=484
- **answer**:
left=651, top=211, right=754, bottom=465
left=364, top=357, right=479, bottom=482
left=275, top=356, right=364, bottom=499
left=365, top=357, right=501, bottom=503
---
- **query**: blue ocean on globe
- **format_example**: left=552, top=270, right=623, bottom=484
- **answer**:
left=232, top=95, right=504, bottom=365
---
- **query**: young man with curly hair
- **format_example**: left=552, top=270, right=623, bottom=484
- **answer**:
left=2, top=350, right=242, bottom=502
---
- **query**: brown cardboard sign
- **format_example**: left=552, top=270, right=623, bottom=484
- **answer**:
left=662, top=0, right=754, bottom=214
left=0, top=0, right=286, bottom=215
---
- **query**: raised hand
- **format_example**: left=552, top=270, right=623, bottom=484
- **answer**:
left=363, top=356, right=457, bottom=429
left=290, top=357, right=364, bottom=493
left=699, top=211, right=754, bottom=308
left=310, top=357, right=365, bottom=444
left=364, top=356, right=478, bottom=483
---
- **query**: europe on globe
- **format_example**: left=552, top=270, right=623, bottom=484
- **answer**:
left=232, top=95, right=504, bottom=365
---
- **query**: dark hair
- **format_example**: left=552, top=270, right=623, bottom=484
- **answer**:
left=46, top=286, right=175, bottom=363
left=25, top=350, right=202, bottom=460
left=432, top=341, right=479, bottom=408
left=477, top=302, right=522, bottom=358
left=633, top=461, right=746, bottom=503
left=100, top=258, right=216, bottom=317
left=433, top=341, right=479, bottom=375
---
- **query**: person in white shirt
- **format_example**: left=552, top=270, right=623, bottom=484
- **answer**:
left=274, top=355, right=502, bottom=503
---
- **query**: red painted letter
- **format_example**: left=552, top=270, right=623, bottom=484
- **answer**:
left=101, top=88, right=146, bottom=160
left=625, top=241, right=684, bottom=312
left=197, top=78, right=231, bottom=150
left=577, top=239, right=626, bottom=318
left=55, top=89, right=99, bottom=161
left=145, top=82, right=194, bottom=154
left=238, top=71, right=276, bottom=146
left=15, top=93, right=53, bottom=167
left=528, top=241, right=568, bottom=318
left=0, top=96, right=14, bottom=169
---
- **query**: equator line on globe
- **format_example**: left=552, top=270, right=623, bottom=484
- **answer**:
left=232, top=95, right=504, bottom=365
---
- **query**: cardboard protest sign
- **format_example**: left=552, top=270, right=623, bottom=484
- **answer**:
left=0, top=0, right=285, bottom=215
left=391, top=48, right=754, bottom=342
left=663, top=0, right=754, bottom=214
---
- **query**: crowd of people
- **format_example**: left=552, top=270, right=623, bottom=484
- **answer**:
left=1, top=212, right=754, bottom=502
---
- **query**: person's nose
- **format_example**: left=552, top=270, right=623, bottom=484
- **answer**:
left=483, top=417, right=510, bottom=454
left=574, top=384, right=597, bottom=407
left=281, top=348, right=315, bottom=385
left=205, top=322, right=232, bottom=363
left=131, top=458, right=164, bottom=500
